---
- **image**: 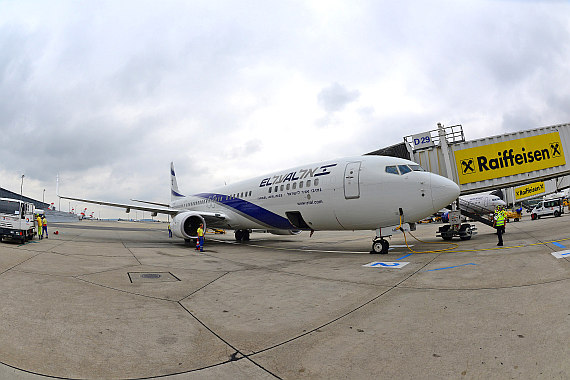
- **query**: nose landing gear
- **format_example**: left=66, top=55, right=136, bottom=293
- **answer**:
left=371, top=238, right=390, bottom=254
left=370, top=227, right=390, bottom=254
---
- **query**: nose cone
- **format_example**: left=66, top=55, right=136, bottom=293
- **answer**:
left=430, top=174, right=460, bottom=212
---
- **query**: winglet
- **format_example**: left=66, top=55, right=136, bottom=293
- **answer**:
left=170, top=162, right=185, bottom=201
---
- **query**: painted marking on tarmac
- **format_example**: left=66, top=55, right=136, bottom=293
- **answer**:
left=551, top=250, right=570, bottom=259
left=397, top=253, right=414, bottom=261
left=552, top=242, right=565, bottom=248
left=425, top=263, right=477, bottom=272
left=363, top=261, right=410, bottom=269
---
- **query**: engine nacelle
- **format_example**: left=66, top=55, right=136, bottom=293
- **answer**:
left=267, top=229, right=302, bottom=236
left=171, top=212, right=206, bottom=239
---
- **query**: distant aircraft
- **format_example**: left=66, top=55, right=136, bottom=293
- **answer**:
left=58, top=155, right=460, bottom=253
left=461, top=192, right=506, bottom=212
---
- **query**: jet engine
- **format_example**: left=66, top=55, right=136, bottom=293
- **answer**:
left=267, top=229, right=302, bottom=235
left=171, top=212, right=206, bottom=239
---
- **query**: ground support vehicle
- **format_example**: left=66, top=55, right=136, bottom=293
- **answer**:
left=436, top=210, right=477, bottom=241
left=0, top=198, right=36, bottom=243
left=530, top=198, right=564, bottom=220
left=505, top=210, right=522, bottom=222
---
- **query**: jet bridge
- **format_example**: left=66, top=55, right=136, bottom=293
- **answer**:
left=404, top=122, right=570, bottom=196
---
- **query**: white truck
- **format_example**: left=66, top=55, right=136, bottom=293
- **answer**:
left=0, top=198, right=37, bottom=243
left=530, top=198, right=564, bottom=220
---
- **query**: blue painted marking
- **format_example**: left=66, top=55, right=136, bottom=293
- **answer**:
left=397, top=253, right=413, bottom=261
left=561, top=252, right=570, bottom=256
left=552, top=242, right=565, bottom=248
left=370, top=262, right=400, bottom=267
left=425, top=263, right=477, bottom=272
left=195, top=192, right=295, bottom=230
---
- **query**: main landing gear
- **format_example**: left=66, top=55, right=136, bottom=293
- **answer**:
left=370, top=228, right=390, bottom=254
left=234, top=229, right=250, bottom=241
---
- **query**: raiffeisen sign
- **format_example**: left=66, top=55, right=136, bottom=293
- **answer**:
left=514, top=181, right=545, bottom=200
left=454, top=132, right=566, bottom=185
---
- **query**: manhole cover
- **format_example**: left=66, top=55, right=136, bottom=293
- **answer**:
left=128, top=272, right=180, bottom=283
left=141, top=273, right=162, bottom=279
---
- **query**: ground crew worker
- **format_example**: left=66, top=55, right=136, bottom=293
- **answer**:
left=168, top=223, right=172, bottom=238
left=493, top=205, right=506, bottom=246
left=36, top=214, right=43, bottom=240
left=196, top=223, right=204, bottom=252
left=41, top=215, right=48, bottom=239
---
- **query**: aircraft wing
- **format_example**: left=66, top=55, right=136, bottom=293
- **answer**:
left=131, top=199, right=170, bottom=207
left=58, top=195, right=178, bottom=216
left=58, top=194, right=230, bottom=225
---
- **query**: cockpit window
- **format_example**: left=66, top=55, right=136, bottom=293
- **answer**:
left=409, top=164, right=425, bottom=172
left=398, top=165, right=412, bottom=174
left=385, top=165, right=399, bottom=175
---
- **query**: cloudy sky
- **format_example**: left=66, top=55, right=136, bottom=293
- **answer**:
left=1, top=0, right=569, bottom=218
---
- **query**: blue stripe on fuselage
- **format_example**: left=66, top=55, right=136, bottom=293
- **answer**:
left=195, top=193, right=294, bottom=230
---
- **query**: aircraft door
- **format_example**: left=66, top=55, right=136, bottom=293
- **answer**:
left=344, top=162, right=361, bottom=199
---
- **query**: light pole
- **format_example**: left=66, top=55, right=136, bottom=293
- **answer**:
left=20, top=175, right=25, bottom=202
left=43, top=189, right=45, bottom=204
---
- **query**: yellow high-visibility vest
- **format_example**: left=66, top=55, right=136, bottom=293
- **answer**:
left=197, top=227, right=204, bottom=237
left=495, top=212, right=505, bottom=227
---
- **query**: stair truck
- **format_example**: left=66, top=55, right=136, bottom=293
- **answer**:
left=0, top=198, right=37, bottom=243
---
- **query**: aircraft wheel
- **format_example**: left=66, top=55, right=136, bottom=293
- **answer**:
left=235, top=229, right=244, bottom=241
left=243, top=230, right=250, bottom=241
left=371, top=239, right=389, bottom=254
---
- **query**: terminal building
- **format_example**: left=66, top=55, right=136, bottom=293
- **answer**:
left=0, top=187, right=50, bottom=211
left=0, top=187, right=78, bottom=222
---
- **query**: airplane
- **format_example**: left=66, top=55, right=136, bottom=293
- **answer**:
left=58, top=155, right=460, bottom=254
left=460, top=192, right=506, bottom=212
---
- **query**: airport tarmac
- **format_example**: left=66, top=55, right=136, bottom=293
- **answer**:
left=0, top=215, right=568, bottom=379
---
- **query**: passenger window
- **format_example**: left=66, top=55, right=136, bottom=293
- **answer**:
left=249, top=191, right=252, bottom=196
left=398, top=165, right=412, bottom=174
left=385, top=166, right=399, bottom=175
left=314, top=178, right=319, bottom=186
left=280, top=185, right=284, bottom=191
left=299, top=181, right=304, bottom=188
left=274, top=186, right=278, bottom=192
left=307, top=180, right=311, bottom=187
left=286, top=184, right=290, bottom=190
left=269, top=187, right=272, bottom=193
left=293, top=182, right=297, bottom=189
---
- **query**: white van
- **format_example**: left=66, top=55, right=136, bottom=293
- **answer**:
left=530, top=198, right=564, bottom=220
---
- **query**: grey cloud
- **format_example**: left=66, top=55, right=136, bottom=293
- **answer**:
left=225, top=139, right=263, bottom=160
left=317, top=82, right=360, bottom=113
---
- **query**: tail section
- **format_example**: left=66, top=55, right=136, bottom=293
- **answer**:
left=171, top=162, right=185, bottom=202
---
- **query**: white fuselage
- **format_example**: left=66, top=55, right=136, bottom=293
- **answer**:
left=461, top=194, right=506, bottom=212
left=170, top=156, right=459, bottom=232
